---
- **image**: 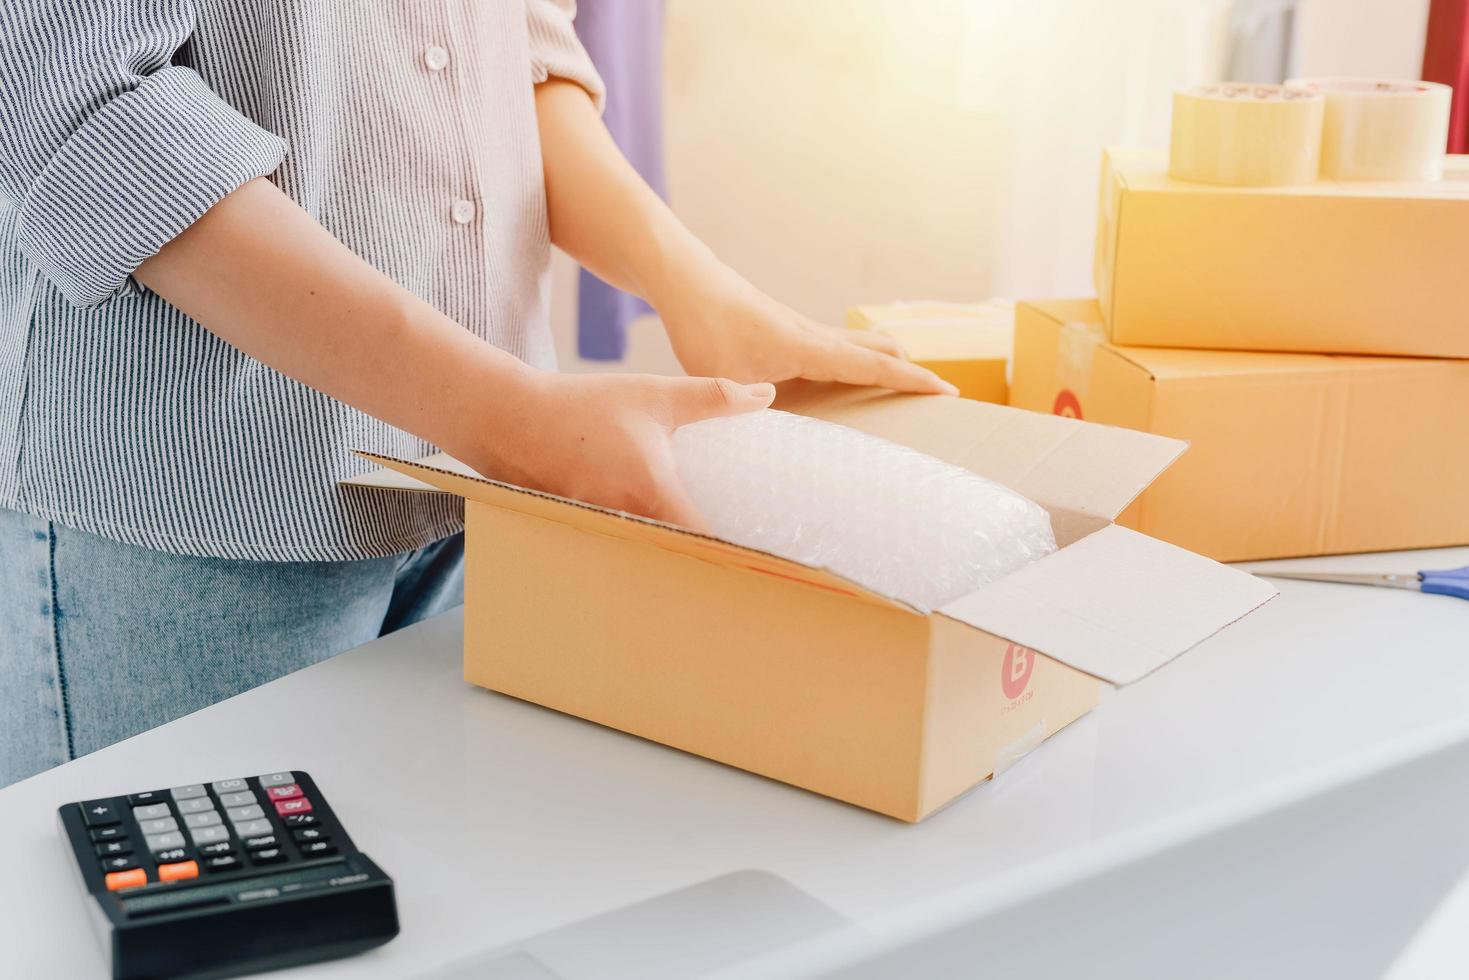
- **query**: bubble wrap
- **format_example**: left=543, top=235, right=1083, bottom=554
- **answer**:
left=671, top=409, right=1057, bottom=610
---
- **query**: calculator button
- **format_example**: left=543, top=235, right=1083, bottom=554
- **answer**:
left=138, top=816, right=179, bottom=835
left=203, top=854, right=242, bottom=873
left=242, top=834, right=279, bottom=851
left=199, top=840, right=235, bottom=856
left=101, top=854, right=139, bottom=873
left=218, top=791, right=256, bottom=808
left=95, top=840, right=133, bottom=857
left=154, top=846, right=191, bottom=863
left=170, top=784, right=207, bottom=801
left=257, top=772, right=295, bottom=788
left=211, top=778, right=249, bottom=794
left=189, top=825, right=230, bottom=846
left=183, top=811, right=222, bottom=829
left=132, top=803, right=172, bottom=822
left=299, top=841, right=337, bottom=858
left=89, top=826, right=125, bottom=842
left=175, top=796, right=214, bottom=815
left=157, top=860, right=199, bottom=883
left=105, top=868, right=148, bottom=891
left=249, top=847, right=288, bottom=866
left=266, top=783, right=303, bottom=801
left=145, top=832, right=186, bottom=852
left=226, top=804, right=265, bottom=822
left=273, top=798, right=312, bottom=817
left=80, top=800, right=121, bottom=827
left=282, top=814, right=318, bottom=828
left=233, top=819, right=272, bottom=838
left=291, top=827, right=328, bottom=843
left=127, top=790, right=168, bottom=806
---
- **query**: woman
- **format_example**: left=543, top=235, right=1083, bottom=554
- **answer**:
left=0, top=1, right=951, bottom=787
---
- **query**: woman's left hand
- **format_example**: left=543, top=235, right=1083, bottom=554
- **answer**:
left=653, top=256, right=958, bottom=396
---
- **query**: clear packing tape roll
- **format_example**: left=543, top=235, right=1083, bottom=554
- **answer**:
left=1169, top=79, right=1453, bottom=187
left=1285, top=78, right=1452, bottom=181
left=1169, top=84, right=1323, bottom=186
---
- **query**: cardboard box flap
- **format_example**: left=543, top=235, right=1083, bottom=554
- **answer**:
left=774, top=382, right=1187, bottom=520
left=937, top=524, right=1277, bottom=684
left=347, top=451, right=912, bottom=612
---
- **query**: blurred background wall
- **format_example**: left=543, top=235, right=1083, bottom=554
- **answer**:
left=550, top=0, right=1430, bottom=375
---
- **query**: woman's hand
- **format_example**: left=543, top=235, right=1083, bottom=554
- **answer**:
left=652, top=253, right=957, bottom=395
left=534, top=80, right=956, bottom=397
left=464, top=371, right=775, bottom=529
left=139, top=178, right=773, bottom=530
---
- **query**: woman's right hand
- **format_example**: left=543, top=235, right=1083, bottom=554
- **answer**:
left=464, top=371, right=775, bottom=530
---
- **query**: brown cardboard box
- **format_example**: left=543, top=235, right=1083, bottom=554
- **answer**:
left=846, top=301, right=1012, bottom=403
left=345, top=384, right=1273, bottom=821
left=1010, top=299, right=1469, bottom=562
left=1094, top=147, right=1469, bottom=357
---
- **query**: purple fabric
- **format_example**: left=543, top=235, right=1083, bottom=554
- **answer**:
left=573, top=0, right=665, bottom=361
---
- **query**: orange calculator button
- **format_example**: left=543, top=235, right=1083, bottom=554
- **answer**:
left=105, top=868, right=148, bottom=891
left=157, top=860, right=199, bottom=883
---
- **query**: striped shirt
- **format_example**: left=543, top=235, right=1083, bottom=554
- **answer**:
left=0, top=1, right=603, bottom=560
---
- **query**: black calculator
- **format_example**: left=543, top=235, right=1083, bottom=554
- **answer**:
left=58, top=770, right=398, bottom=979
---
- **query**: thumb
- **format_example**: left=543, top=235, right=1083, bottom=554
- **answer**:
left=667, top=377, right=776, bottom=426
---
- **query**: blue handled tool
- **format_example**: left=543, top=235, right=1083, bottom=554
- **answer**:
left=1259, top=565, right=1469, bottom=601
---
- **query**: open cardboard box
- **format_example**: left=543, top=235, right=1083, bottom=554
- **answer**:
left=344, top=383, right=1275, bottom=822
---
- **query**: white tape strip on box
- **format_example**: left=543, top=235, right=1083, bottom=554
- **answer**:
left=1285, top=77, right=1451, bottom=181
left=1056, top=320, right=1106, bottom=400
left=993, top=719, right=1048, bottom=778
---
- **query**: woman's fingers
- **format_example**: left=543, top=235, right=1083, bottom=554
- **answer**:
left=664, top=376, right=777, bottom=427
left=801, top=339, right=956, bottom=395
left=826, top=325, right=908, bottom=359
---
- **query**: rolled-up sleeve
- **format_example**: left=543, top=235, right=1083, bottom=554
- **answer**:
left=0, top=1, right=287, bottom=307
left=525, top=0, right=607, bottom=111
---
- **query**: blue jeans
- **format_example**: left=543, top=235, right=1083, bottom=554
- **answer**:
left=0, top=507, right=464, bottom=788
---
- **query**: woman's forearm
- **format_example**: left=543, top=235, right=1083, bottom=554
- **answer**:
left=135, top=177, right=537, bottom=470
left=534, top=78, right=709, bottom=309
left=532, top=78, right=952, bottom=396
left=133, top=175, right=776, bottom=525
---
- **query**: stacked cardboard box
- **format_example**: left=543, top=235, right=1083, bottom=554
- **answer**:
left=845, top=300, right=1013, bottom=404
left=1008, top=147, right=1469, bottom=561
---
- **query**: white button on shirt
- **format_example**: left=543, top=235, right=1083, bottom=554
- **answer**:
left=424, top=45, right=450, bottom=71
left=450, top=199, right=476, bottom=224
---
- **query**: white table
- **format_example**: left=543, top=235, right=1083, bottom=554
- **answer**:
left=3, top=547, right=1468, bottom=979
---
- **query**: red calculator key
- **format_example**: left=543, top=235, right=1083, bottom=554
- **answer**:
left=266, top=784, right=303, bottom=801
left=274, top=797, right=313, bottom=817
left=105, top=868, right=147, bottom=891
left=158, top=860, right=199, bottom=883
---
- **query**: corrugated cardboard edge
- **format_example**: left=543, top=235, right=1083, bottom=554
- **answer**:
left=1094, top=147, right=1128, bottom=329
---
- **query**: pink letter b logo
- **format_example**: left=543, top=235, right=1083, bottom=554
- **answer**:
left=1001, top=644, right=1035, bottom=700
